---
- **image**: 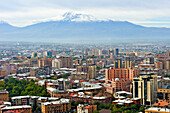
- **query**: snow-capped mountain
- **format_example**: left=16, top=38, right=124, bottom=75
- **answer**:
left=0, top=12, right=170, bottom=42
left=61, top=12, right=97, bottom=22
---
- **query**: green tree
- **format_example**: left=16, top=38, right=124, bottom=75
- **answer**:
left=111, top=94, right=115, bottom=101
left=2, top=78, right=49, bottom=97
left=139, top=106, right=145, bottom=113
left=62, top=73, right=70, bottom=78
left=93, top=111, right=99, bottom=113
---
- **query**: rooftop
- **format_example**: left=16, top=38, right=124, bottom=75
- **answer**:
left=42, top=98, right=70, bottom=105
left=2, top=105, right=31, bottom=110
left=0, top=90, right=8, bottom=94
left=146, top=107, right=170, bottom=112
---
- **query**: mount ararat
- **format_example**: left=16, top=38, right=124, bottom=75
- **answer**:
left=0, top=12, right=170, bottom=42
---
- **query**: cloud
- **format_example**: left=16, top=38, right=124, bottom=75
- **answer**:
left=0, top=0, right=170, bottom=27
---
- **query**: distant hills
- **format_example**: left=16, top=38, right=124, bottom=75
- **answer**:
left=0, top=12, right=170, bottom=42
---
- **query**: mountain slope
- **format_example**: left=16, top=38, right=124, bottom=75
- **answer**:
left=0, top=13, right=170, bottom=42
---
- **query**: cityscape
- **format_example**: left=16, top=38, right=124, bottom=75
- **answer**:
left=0, top=0, right=170, bottom=113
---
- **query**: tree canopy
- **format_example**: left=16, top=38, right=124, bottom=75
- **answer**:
left=0, top=78, right=49, bottom=97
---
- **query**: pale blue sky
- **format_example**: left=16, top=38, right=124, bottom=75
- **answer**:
left=0, top=0, right=170, bottom=27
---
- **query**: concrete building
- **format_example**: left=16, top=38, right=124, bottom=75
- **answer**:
left=132, top=74, right=157, bottom=105
left=70, top=72, right=88, bottom=80
left=114, top=58, right=122, bottom=68
left=41, top=98, right=71, bottom=113
left=124, top=56, right=135, bottom=68
left=30, top=57, right=38, bottom=67
left=166, top=59, right=170, bottom=70
left=114, top=48, right=119, bottom=56
left=145, top=107, right=170, bottom=113
left=155, top=54, right=167, bottom=69
left=77, top=104, right=97, bottom=113
left=105, top=67, right=139, bottom=94
left=155, top=61, right=163, bottom=69
left=105, top=67, right=139, bottom=82
left=157, top=87, right=170, bottom=103
left=167, top=52, right=170, bottom=58
left=144, top=56, right=154, bottom=64
left=55, top=56, right=73, bottom=68
left=11, top=96, right=39, bottom=107
left=76, top=64, right=96, bottom=79
left=0, top=90, right=8, bottom=102
left=3, top=63, right=17, bottom=75
left=1, top=105, right=32, bottom=113
left=52, top=59, right=61, bottom=68
left=38, top=57, right=52, bottom=67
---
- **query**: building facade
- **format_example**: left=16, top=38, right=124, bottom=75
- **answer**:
left=132, top=74, right=157, bottom=105
left=41, top=99, right=71, bottom=113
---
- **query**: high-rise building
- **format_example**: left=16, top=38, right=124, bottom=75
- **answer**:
left=31, top=51, right=38, bottom=58
left=125, top=56, right=135, bottom=68
left=43, top=51, right=52, bottom=58
left=86, top=59, right=96, bottom=65
left=30, top=57, right=38, bottom=67
left=166, top=59, right=170, bottom=70
left=57, top=56, right=73, bottom=68
left=38, top=57, right=52, bottom=67
left=88, top=64, right=96, bottom=79
left=155, top=61, right=163, bottom=69
left=105, top=67, right=139, bottom=82
left=114, top=58, right=122, bottom=68
left=114, top=48, right=119, bottom=56
left=132, top=74, right=157, bottom=105
left=155, top=54, right=167, bottom=69
left=167, top=52, right=170, bottom=58
left=76, top=64, right=96, bottom=79
left=144, top=56, right=154, bottom=64
left=52, top=59, right=61, bottom=68
left=105, top=67, right=139, bottom=94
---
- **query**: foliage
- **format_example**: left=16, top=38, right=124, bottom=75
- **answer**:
left=61, top=73, right=70, bottom=78
left=139, top=106, right=145, bottom=113
left=111, top=94, right=115, bottom=101
left=71, top=100, right=141, bottom=113
left=71, top=100, right=85, bottom=110
left=0, top=78, right=49, bottom=97
left=44, top=77, right=58, bottom=80
left=96, top=66, right=100, bottom=70
left=73, top=57, right=79, bottom=60
left=164, top=74, right=170, bottom=78
left=93, top=111, right=99, bottom=113
left=92, top=92, right=98, bottom=96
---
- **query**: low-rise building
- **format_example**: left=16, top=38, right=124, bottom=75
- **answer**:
left=0, top=90, right=8, bottom=102
left=11, top=96, right=39, bottom=107
left=1, top=105, right=32, bottom=113
left=112, top=98, right=140, bottom=106
left=157, top=87, right=170, bottom=103
left=145, top=107, right=170, bottom=113
left=77, top=104, right=97, bottom=113
left=41, top=98, right=71, bottom=113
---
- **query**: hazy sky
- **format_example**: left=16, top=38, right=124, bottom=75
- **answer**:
left=1, top=0, right=170, bottom=27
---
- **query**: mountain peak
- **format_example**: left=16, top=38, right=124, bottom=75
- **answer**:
left=62, top=12, right=97, bottom=22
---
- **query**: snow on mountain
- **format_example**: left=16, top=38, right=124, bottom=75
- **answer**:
left=61, top=12, right=97, bottom=22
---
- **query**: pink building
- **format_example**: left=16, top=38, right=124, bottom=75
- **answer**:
left=3, top=63, right=17, bottom=75
left=104, top=67, right=139, bottom=94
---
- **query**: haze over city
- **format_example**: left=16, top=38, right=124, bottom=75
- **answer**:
left=0, top=1, right=170, bottom=113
